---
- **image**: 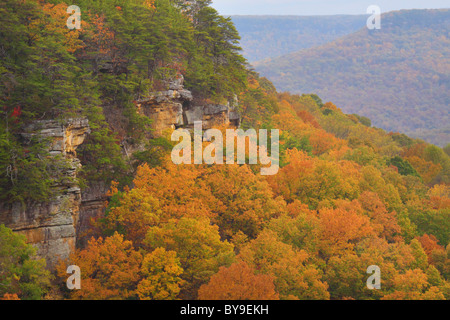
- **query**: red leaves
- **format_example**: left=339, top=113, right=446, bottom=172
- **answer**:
left=4, top=105, right=22, bottom=123
left=11, top=106, right=21, bottom=118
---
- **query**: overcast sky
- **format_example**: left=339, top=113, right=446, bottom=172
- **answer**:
left=212, top=0, right=449, bottom=16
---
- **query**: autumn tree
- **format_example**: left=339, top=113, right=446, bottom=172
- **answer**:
left=317, top=204, right=374, bottom=258
left=324, top=252, right=383, bottom=300
left=358, top=192, right=402, bottom=241
left=359, top=165, right=403, bottom=211
left=57, top=233, right=142, bottom=300
left=267, top=210, right=321, bottom=256
left=136, top=248, right=184, bottom=300
left=269, top=149, right=361, bottom=208
left=296, top=110, right=321, bottom=129
left=430, top=244, right=450, bottom=281
left=416, top=234, right=446, bottom=264
left=201, top=164, right=286, bottom=239
left=198, top=261, right=279, bottom=300
left=382, top=269, right=445, bottom=300
left=0, top=293, right=20, bottom=300
left=100, top=181, right=162, bottom=247
left=427, top=184, right=450, bottom=210
left=144, top=217, right=235, bottom=299
left=238, top=230, right=329, bottom=300
left=404, top=156, right=442, bottom=184
left=131, top=163, right=215, bottom=222
left=402, top=143, right=446, bottom=184
left=308, top=130, right=345, bottom=156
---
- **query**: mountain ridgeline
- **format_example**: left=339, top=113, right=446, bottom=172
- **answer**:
left=231, top=15, right=367, bottom=63
left=251, top=9, right=450, bottom=147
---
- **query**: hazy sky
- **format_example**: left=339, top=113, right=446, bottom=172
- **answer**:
left=212, top=0, right=449, bottom=16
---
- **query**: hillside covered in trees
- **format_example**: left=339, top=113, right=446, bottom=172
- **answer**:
left=231, top=15, right=367, bottom=62
left=254, top=9, right=450, bottom=147
left=1, top=0, right=450, bottom=301
left=0, top=0, right=247, bottom=204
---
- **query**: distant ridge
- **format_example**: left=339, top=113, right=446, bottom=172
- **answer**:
left=253, top=9, right=450, bottom=146
left=231, top=15, right=367, bottom=62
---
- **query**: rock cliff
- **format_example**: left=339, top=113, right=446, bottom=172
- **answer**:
left=135, top=75, right=240, bottom=135
left=0, top=119, right=90, bottom=269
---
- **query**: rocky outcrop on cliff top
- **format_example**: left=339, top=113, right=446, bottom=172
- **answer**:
left=135, top=75, right=240, bottom=135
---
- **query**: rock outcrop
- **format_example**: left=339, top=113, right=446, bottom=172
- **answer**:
left=184, top=98, right=241, bottom=130
left=136, top=87, right=191, bottom=135
left=135, top=75, right=240, bottom=135
left=0, top=119, right=90, bottom=269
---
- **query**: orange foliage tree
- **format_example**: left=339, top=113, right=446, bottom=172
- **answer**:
left=198, top=261, right=279, bottom=300
left=357, top=192, right=402, bottom=241
left=132, top=163, right=215, bottom=221
left=238, top=230, right=330, bottom=300
left=268, top=149, right=361, bottom=208
left=416, top=234, right=446, bottom=263
left=318, top=205, right=375, bottom=257
left=201, top=164, right=286, bottom=239
left=56, top=233, right=142, bottom=300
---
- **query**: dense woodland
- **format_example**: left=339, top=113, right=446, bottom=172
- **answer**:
left=254, top=9, right=450, bottom=147
left=1, top=1, right=450, bottom=300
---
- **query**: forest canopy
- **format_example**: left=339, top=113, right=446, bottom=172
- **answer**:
left=0, top=0, right=449, bottom=301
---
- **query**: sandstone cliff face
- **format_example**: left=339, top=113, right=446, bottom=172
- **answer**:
left=77, top=181, right=108, bottom=248
left=135, top=75, right=240, bottom=135
left=0, top=119, right=90, bottom=269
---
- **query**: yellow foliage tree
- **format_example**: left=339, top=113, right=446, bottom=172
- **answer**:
left=137, top=248, right=184, bottom=300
